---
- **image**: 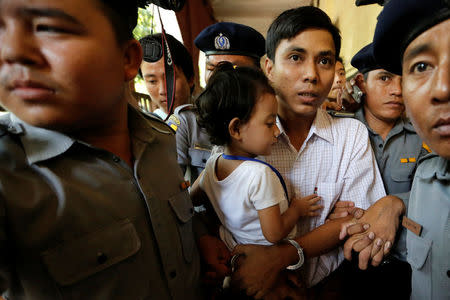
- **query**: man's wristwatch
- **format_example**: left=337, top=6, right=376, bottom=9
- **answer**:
left=285, top=239, right=304, bottom=270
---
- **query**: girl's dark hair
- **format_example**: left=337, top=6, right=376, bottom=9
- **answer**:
left=195, top=62, right=275, bottom=146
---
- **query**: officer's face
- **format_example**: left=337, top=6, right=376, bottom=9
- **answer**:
left=265, top=28, right=336, bottom=119
left=328, top=61, right=346, bottom=99
left=362, top=69, right=404, bottom=124
left=141, top=59, right=192, bottom=113
left=0, top=0, right=140, bottom=132
left=205, top=54, right=257, bottom=82
left=402, top=19, right=450, bottom=159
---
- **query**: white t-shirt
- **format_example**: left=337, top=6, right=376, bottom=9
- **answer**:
left=200, top=153, right=296, bottom=250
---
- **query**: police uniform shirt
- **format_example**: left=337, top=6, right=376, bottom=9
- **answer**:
left=167, top=104, right=212, bottom=184
left=354, top=108, right=428, bottom=259
left=406, top=154, right=449, bottom=300
left=0, top=107, right=203, bottom=300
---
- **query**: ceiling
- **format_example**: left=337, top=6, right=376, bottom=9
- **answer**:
left=210, top=0, right=313, bottom=36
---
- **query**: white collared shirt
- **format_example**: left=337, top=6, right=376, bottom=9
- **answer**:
left=264, top=109, right=386, bottom=287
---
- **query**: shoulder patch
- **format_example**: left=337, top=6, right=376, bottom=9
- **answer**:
left=422, top=142, right=432, bottom=153
left=167, top=114, right=180, bottom=132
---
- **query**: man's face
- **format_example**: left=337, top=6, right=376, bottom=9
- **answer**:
left=141, top=59, right=193, bottom=113
left=0, top=0, right=138, bottom=131
left=402, top=19, right=450, bottom=159
left=362, top=69, right=403, bottom=124
left=328, top=61, right=346, bottom=99
left=205, top=54, right=257, bottom=82
left=266, top=28, right=336, bottom=119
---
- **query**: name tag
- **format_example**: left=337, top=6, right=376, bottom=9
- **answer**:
left=402, top=216, right=422, bottom=236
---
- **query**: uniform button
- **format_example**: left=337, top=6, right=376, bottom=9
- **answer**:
left=169, top=270, right=176, bottom=278
left=447, top=270, right=450, bottom=278
left=378, top=144, right=383, bottom=148
left=202, top=158, right=207, bottom=163
left=112, top=156, right=120, bottom=163
left=97, top=252, right=108, bottom=264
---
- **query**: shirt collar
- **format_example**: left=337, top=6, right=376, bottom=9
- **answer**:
left=355, top=107, right=416, bottom=136
left=8, top=106, right=158, bottom=165
left=9, top=114, right=76, bottom=165
left=276, top=109, right=334, bottom=145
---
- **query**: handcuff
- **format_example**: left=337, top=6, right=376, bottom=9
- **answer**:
left=229, top=239, right=304, bottom=272
left=285, top=239, right=305, bottom=270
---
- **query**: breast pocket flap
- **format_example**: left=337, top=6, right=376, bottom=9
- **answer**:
left=41, top=219, right=141, bottom=286
left=407, top=233, right=432, bottom=270
left=168, top=191, right=194, bottom=223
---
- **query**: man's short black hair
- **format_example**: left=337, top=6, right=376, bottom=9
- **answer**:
left=195, top=62, right=274, bottom=146
left=139, top=33, right=194, bottom=82
left=97, top=0, right=140, bottom=43
left=266, top=6, right=341, bottom=61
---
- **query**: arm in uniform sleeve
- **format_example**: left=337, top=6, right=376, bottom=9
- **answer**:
left=174, top=113, right=191, bottom=174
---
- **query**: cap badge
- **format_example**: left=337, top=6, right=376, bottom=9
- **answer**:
left=214, top=33, right=230, bottom=50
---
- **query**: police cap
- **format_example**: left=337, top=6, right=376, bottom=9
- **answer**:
left=373, top=0, right=450, bottom=75
left=194, top=22, right=266, bottom=59
left=351, top=43, right=381, bottom=74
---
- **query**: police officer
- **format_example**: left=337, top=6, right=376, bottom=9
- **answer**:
left=0, top=1, right=203, bottom=299
left=167, top=22, right=266, bottom=184
left=343, top=42, right=430, bottom=299
left=195, top=22, right=266, bottom=82
left=139, top=33, right=194, bottom=120
left=372, top=0, right=449, bottom=298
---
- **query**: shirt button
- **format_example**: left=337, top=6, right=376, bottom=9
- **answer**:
left=447, top=270, right=450, bottom=278
left=378, top=144, right=383, bottom=148
left=202, top=158, right=207, bottom=163
left=112, top=156, right=120, bottom=163
left=97, top=252, right=108, bottom=264
left=169, top=270, right=177, bottom=278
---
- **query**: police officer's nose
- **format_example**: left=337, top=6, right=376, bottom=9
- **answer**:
left=1, top=25, right=42, bottom=66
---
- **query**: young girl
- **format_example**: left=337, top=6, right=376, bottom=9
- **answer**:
left=195, top=63, right=322, bottom=250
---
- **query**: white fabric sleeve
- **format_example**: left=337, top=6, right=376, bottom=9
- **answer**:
left=248, top=165, right=286, bottom=211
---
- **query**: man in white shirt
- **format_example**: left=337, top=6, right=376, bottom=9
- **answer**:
left=231, top=6, right=405, bottom=299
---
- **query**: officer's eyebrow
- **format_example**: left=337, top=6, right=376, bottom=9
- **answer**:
left=403, top=43, right=431, bottom=63
left=19, top=7, right=82, bottom=26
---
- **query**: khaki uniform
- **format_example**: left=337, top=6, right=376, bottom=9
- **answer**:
left=0, top=107, right=203, bottom=300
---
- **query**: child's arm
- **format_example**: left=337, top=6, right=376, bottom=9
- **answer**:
left=258, top=194, right=321, bottom=243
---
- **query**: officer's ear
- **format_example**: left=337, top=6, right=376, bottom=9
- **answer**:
left=228, top=117, right=242, bottom=141
left=123, top=39, right=143, bottom=81
left=354, top=73, right=367, bottom=94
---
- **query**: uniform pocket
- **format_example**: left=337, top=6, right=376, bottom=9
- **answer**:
left=41, top=219, right=141, bottom=286
left=188, top=147, right=211, bottom=168
left=168, top=191, right=195, bottom=263
left=406, top=233, right=432, bottom=270
left=391, top=166, right=414, bottom=183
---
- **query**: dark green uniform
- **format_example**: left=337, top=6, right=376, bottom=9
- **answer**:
left=0, top=107, right=203, bottom=300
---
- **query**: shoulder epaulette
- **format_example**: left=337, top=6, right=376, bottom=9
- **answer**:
left=168, top=104, right=194, bottom=132
left=140, top=110, right=174, bottom=134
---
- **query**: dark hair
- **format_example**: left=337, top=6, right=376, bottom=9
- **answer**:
left=139, top=33, right=194, bottom=82
left=195, top=62, right=275, bottom=146
left=336, top=56, right=344, bottom=64
left=266, top=6, right=341, bottom=61
left=97, top=1, right=140, bottom=44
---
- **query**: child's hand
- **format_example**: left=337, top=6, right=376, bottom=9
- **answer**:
left=291, top=194, right=323, bottom=217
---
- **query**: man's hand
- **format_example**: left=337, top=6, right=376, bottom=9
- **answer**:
left=327, top=200, right=355, bottom=220
left=231, top=244, right=289, bottom=299
left=342, top=195, right=405, bottom=269
left=197, top=234, right=231, bottom=285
